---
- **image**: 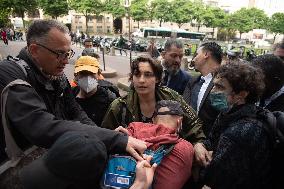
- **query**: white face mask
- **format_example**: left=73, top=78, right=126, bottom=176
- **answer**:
left=77, top=76, right=98, bottom=93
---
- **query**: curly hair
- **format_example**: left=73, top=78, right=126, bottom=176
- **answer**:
left=214, top=62, right=265, bottom=103
left=200, top=42, right=223, bottom=64
left=129, top=55, right=163, bottom=86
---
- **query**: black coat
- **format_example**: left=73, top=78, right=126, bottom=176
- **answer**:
left=0, top=48, right=127, bottom=163
left=183, top=76, right=219, bottom=137
left=201, top=104, right=273, bottom=189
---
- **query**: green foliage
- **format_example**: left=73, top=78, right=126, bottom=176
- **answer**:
left=170, top=0, right=193, bottom=28
left=152, top=0, right=172, bottom=26
left=0, top=8, right=11, bottom=27
left=231, top=8, right=268, bottom=37
left=69, top=0, right=104, bottom=34
left=0, top=0, right=38, bottom=28
left=104, top=0, right=125, bottom=18
left=191, top=0, right=206, bottom=31
left=267, top=12, right=284, bottom=35
left=38, top=0, right=68, bottom=19
left=130, top=0, right=148, bottom=26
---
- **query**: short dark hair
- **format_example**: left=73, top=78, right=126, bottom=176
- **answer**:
left=129, top=55, right=163, bottom=85
left=83, top=38, right=93, bottom=45
left=164, top=38, right=183, bottom=52
left=273, top=41, right=284, bottom=51
left=214, top=62, right=265, bottom=103
left=251, top=54, right=284, bottom=84
left=26, top=19, right=69, bottom=46
left=200, top=42, right=222, bottom=64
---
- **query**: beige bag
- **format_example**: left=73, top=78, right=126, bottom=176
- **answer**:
left=0, top=79, right=46, bottom=189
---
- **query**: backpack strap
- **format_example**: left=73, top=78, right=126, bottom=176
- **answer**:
left=7, top=55, right=30, bottom=77
left=1, top=79, right=32, bottom=162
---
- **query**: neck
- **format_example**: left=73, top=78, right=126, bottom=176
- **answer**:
left=200, top=61, right=219, bottom=76
left=138, top=91, right=156, bottom=104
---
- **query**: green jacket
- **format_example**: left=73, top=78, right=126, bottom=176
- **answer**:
left=101, top=86, right=205, bottom=144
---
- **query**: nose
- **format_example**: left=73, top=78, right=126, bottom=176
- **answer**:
left=175, top=56, right=181, bottom=64
left=60, top=57, right=69, bottom=65
left=138, top=75, right=145, bottom=82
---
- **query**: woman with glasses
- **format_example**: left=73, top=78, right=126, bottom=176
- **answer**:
left=101, top=56, right=205, bottom=144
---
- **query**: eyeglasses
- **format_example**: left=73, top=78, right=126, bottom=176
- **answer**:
left=36, top=43, right=75, bottom=60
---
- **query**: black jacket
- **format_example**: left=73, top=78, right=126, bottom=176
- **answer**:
left=201, top=104, right=272, bottom=189
left=183, top=76, right=219, bottom=137
left=0, top=48, right=127, bottom=163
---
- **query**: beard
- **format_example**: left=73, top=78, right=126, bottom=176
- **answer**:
left=162, top=60, right=180, bottom=75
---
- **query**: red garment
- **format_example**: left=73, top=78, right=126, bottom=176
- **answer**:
left=127, top=122, right=194, bottom=189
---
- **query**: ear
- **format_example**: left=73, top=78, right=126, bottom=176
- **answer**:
left=28, top=44, right=39, bottom=59
left=236, top=90, right=249, bottom=102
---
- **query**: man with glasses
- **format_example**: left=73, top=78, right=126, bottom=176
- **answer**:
left=0, top=20, right=146, bottom=169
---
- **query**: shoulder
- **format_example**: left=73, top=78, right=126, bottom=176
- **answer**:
left=224, top=117, right=266, bottom=145
left=0, top=58, right=27, bottom=88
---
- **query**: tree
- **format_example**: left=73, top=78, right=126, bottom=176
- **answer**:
left=202, top=6, right=227, bottom=38
left=130, top=0, right=148, bottom=28
left=191, top=0, right=205, bottom=32
left=170, top=0, right=193, bottom=28
left=104, top=0, right=125, bottom=19
left=0, top=8, right=11, bottom=28
left=69, top=0, right=104, bottom=34
left=38, top=0, right=68, bottom=19
left=231, top=8, right=268, bottom=38
left=0, top=0, right=38, bottom=29
left=152, top=0, right=172, bottom=27
left=267, top=12, right=284, bottom=43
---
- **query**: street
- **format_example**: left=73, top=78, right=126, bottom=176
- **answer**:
left=0, top=40, right=147, bottom=86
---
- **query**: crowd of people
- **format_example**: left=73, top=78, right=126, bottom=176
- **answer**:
left=0, top=19, right=284, bottom=189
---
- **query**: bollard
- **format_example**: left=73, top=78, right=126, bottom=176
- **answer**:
left=110, top=46, right=115, bottom=56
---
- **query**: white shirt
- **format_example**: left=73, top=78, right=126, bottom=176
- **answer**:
left=197, top=73, right=213, bottom=113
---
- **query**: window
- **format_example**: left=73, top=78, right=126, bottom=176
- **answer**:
left=97, top=26, right=103, bottom=33
left=96, top=16, right=103, bottom=23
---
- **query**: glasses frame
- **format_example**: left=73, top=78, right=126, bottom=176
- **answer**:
left=35, top=43, right=75, bottom=60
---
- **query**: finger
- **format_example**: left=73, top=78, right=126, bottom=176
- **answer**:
left=129, top=148, right=144, bottom=161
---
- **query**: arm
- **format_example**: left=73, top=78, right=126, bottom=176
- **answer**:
left=6, top=85, right=127, bottom=154
left=178, top=94, right=206, bottom=144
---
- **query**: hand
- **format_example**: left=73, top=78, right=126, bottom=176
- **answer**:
left=130, top=155, right=157, bottom=189
left=194, top=143, right=212, bottom=167
left=126, top=136, right=147, bottom=161
left=115, top=126, right=130, bottom=135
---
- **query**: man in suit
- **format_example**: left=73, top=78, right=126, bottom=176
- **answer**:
left=183, top=42, right=222, bottom=136
left=161, top=38, right=191, bottom=95
left=252, top=54, right=284, bottom=112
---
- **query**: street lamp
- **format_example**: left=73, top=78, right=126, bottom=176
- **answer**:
left=123, top=0, right=132, bottom=66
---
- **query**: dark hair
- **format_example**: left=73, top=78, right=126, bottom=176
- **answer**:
left=164, top=38, right=183, bottom=52
left=251, top=54, right=284, bottom=84
left=273, top=41, right=284, bottom=51
left=214, top=62, right=265, bottom=103
left=129, top=55, right=163, bottom=85
left=27, top=19, right=69, bottom=46
left=83, top=38, right=93, bottom=45
left=200, top=42, right=223, bottom=64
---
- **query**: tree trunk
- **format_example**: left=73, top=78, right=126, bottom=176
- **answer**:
left=213, top=27, right=215, bottom=39
left=159, top=20, right=162, bottom=27
left=239, top=32, right=242, bottom=39
left=85, top=15, right=88, bottom=35
left=21, top=11, right=25, bottom=29
left=178, top=23, right=182, bottom=28
left=273, top=33, right=277, bottom=43
left=197, top=24, right=200, bottom=32
left=138, top=21, right=140, bottom=28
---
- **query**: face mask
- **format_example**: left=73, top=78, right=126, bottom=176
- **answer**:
left=77, top=76, right=98, bottom=93
left=209, top=92, right=229, bottom=112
